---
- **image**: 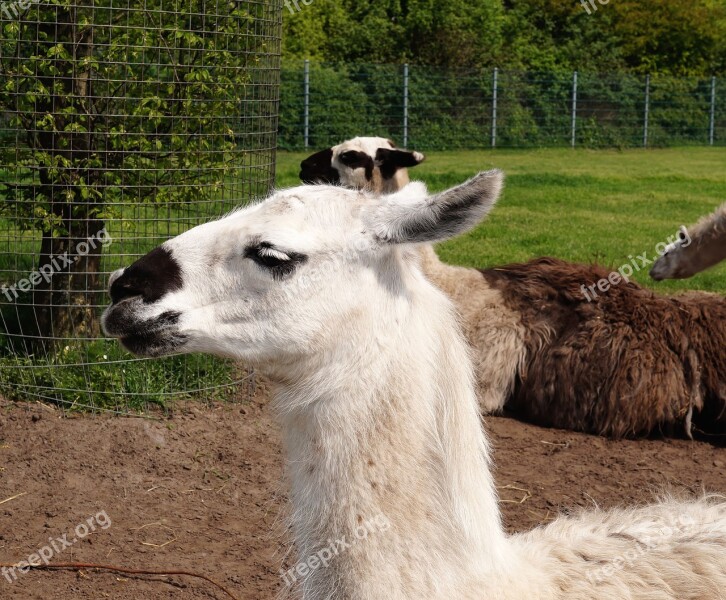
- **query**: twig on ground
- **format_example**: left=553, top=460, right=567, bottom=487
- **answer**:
left=0, top=562, right=239, bottom=600
left=0, top=492, right=26, bottom=506
left=498, top=484, right=533, bottom=504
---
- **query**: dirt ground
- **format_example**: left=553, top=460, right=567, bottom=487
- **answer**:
left=1, top=382, right=725, bottom=600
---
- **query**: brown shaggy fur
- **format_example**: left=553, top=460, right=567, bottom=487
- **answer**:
left=482, top=257, right=726, bottom=439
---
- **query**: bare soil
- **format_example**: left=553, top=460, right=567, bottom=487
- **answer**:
left=1, top=383, right=725, bottom=600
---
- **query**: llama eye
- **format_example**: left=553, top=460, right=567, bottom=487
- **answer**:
left=244, top=243, right=306, bottom=280
left=339, top=150, right=367, bottom=168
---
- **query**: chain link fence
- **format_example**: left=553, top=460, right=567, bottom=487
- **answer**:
left=280, top=61, right=724, bottom=150
left=0, top=0, right=282, bottom=412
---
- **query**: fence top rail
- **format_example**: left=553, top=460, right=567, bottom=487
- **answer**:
left=281, top=61, right=719, bottom=82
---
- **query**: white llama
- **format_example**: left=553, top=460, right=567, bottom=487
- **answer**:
left=650, top=202, right=726, bottom=280
left=103, top=172, right=726, bottom=599
left=299, top=138, right=726, bottom=440
left=301, top=136, right=527, bottom=420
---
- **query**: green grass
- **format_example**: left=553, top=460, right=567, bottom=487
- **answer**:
left=0, top=199, right=239, bottom=411
left=2, top=147, right=724, bottom=410
left=276, top=147, right=726, bottom=294
left=0, top=340, right=237, bottom=412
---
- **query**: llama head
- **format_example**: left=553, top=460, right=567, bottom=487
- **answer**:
left=102, top=171, right=503, bottom=370
left=300, top=136, right=425, bottom=194
left=649, top=225, right=693, bottom=280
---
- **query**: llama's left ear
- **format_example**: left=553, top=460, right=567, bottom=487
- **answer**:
left=370, top=170, right=504, bottom=245
left=375, top=148, right=425, bottom=179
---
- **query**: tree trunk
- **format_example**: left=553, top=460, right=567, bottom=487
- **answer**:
left=30, top=215, right=105, bottom=348
left=21, top=6, right=104, bottom=351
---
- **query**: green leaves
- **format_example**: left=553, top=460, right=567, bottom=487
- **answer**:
left=1, top=0, right=263, bottom=234
left=282, top=0, right=726, bottom=75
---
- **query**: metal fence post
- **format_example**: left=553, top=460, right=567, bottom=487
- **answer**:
left=643, top=74, right=650, bottom=148
left=491, top=67, right=498, bottom=148
left=303, top=59, right=310, bottom=149
left=403, top=63, right=409, bottom=148
left=571, top=71, right=578, bottom=148
left=710, top=76, right=717, bottom=146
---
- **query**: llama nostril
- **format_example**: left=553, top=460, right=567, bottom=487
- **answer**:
left=110, top=278, right=143, bottom=304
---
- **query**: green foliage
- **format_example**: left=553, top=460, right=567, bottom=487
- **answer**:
left=280, top=1, right=726, bottom=149
left=282, top=0, right=726, bottom=76
left=611, top=0, right=726, bottom=76
left=1, top=0, right=260, bottom=233
left=0, top=1, right=278, bottom=408
left=283, top=0, right=503, bottom=68
left=279, top=63, right=375, bottom=149
left=278, top=64, right=724, bottom=150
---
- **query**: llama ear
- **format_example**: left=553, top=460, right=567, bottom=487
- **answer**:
left=678, top=225, right=692, bottom=247
left=375, top=148, right=425, bottom=179
left=370, top=170, right=503, bottom=245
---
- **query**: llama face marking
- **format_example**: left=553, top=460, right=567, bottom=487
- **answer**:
left=102, top=172, right=503, bottom=365
left=103, top=247, right=186, bottom=356
left=299, top=136, right=425, bottom=191
left=299, top=147, right=340, bottom=185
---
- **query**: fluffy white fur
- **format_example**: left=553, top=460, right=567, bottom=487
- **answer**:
left=311, top=137, right=525, bottom=414
left=103, top=174, right=726, bottom=600
left=651, top=202, right=726, bottom=280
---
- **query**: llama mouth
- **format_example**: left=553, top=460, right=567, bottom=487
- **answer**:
left=119, top=330, right=187, bottom=357
left=102, top=305, right=186, bottom=357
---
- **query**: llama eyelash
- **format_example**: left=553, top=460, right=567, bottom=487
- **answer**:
left=257, top=246, right=291, bottom=262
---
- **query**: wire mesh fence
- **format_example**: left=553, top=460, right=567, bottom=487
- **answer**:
left=279, top=61, right=725, bottom=150
left=0, top=0, right=282, bottom=412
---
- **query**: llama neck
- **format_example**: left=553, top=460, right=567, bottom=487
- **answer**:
left=417, top=243, right=444, bottom=271
left=272, top=270, right=510, bottom=597
left=686, top=205, right=726, bottom=274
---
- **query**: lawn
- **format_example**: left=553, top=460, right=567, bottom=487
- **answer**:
left=276, top=147, right=726, bottom=294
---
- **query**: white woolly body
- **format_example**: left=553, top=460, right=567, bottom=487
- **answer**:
left=103, top=177, right=726, bottom=600
left=271, top=249, right=726, bottom=599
